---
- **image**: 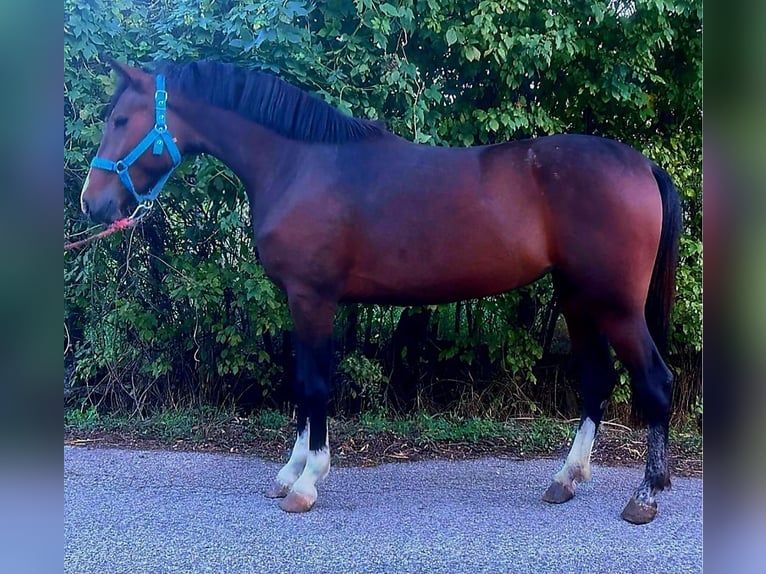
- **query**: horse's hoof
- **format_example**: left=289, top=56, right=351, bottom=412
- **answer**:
left=621, top=497, right=657, bottom=524
left=279, top=489, right=316, bottom=513
left=542, top=481, right=575, bottom=504
left=264, top=480, right=291, bottom=499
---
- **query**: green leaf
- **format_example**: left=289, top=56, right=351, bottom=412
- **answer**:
left=464, top=45, right=481, bottom=61
left=379, top=3, right=399, bottom=17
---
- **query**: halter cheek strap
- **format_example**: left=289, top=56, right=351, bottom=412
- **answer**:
left=90, top=74, right=182, bottom=207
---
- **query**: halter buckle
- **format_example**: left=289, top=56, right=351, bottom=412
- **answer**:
left=128, top=200, right=154, bottom=222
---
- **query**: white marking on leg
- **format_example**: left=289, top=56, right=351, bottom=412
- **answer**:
left=275, top=423, right=309, bottom=489
left=290, top=448, right=330, bottom=502
left=80, top=171, right=91, bottom=213
left=553, top=417, right=597, bottom=485
left=290, top=424, right=330, bottom=501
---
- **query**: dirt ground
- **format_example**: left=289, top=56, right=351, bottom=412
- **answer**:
left=65, top=417, right=702, bottom=478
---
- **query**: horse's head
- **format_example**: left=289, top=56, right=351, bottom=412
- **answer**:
left=80, top=61, right=183, bottom=224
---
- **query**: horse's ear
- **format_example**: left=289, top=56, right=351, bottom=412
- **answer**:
left=108, top=58, right=152, bottom=93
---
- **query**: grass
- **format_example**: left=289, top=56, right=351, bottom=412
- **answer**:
left=65, top=405, right=571, bottom=451
left=64, top=406, right=702, bottom=475
left=358, top=411, right=572, bottom=452
left=65, top=405, right=127, bottom=433
left=64, top=404, right=240, bottom=441
left=670, top=421, right=703, bottom=454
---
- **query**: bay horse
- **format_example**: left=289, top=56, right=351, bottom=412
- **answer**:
left=79, top=60, right=681, bottom=524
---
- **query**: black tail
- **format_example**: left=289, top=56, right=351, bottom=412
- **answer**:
left=645, top=164, right=682, bottom=357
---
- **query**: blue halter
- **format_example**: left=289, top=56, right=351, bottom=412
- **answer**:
left=90, top=74, right=182, bottom=207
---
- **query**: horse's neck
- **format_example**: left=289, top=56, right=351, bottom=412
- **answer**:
left=179, top=101, right=300, bottom=226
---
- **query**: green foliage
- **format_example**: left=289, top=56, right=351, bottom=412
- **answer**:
left=153, top=408, right=205, bottom=440
left=65, top=406, right=595, bottom=457
left=65, top=0, right=701, bottom=419
left=64, top=404, right=132, bottom=433
left=64, top=405, right=248, bottom=444
left=64, top=405, right=101, bottom=431
left=360, top=410, right=408, bottom=435
left=414, top=413, right=505, bottom=443
left=692, top=395, right=703, bottom=418
left=613, top=366, right=632, bottom=406
left=357, top=411, right=571, bottom=452
left=670, top=418, right=703, bottom=453
left=518, top=416, right=572, bottom=453
left=339, top=353, right=389, bottom=411
left=253, top=408, right=290, bottom=430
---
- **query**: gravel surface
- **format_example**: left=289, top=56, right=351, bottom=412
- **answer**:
left=65, top=446, right=702, bottom=574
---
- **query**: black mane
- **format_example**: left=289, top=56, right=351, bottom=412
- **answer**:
left=114, top=60, right=387, bottom=144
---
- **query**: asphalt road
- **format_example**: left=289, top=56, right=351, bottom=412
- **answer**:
left=65, top=446, right=702, bottom=574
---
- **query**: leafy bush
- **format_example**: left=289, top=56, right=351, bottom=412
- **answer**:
left=338, top=353, right=390, bottom=412
left=65, top=0, right=701, bottom=422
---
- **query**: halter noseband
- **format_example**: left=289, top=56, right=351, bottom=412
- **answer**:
left=90, top=74, right=182, bottom=209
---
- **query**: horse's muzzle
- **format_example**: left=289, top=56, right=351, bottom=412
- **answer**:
left=82, top=194, right=131, bottom=225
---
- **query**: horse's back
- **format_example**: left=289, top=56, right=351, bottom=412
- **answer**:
left=267, top=133, right=663, bottom=307
left=336, top=137, right=554, bottom=303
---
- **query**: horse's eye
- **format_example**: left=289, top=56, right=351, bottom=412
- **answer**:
left=113, top=116, right=128, bottom=128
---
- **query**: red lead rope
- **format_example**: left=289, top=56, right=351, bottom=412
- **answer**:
left=65, top=202, right=153, bottom=251
left=64, top=217, right=139, bottom=251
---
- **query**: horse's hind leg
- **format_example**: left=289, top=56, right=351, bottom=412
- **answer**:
left=601, top=313, right=672, bottom=524
left=543, top=300, right=618, bottom=504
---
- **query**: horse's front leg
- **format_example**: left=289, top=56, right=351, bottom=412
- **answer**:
left=264, top=405, right=308, bottom=498
left=278, top=291, right=335, bottom=513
